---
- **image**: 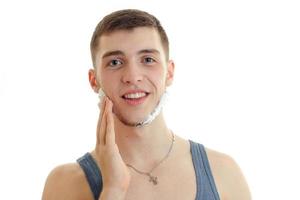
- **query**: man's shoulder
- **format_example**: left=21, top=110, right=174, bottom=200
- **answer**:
left=204, top=147, right=252, bottom=200
left=42, top=163, right=93, bottom=200
left=205, top=147, right=235, bottom=166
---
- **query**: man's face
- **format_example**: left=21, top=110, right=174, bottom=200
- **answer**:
left=93, top=27, right=174, bottom=126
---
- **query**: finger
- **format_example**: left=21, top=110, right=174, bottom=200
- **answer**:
left=98, top=92, right=106, bottom=114
left=106, top=99, right=116, bottom=147
left=100, top=97, right=109, bottom=145
left=96, top=97, right=107, bottom=146
left=99, top=96, right=107, bottom=126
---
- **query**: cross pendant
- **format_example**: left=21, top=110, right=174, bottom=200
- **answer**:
left=148, top=175, right=158, bottom=185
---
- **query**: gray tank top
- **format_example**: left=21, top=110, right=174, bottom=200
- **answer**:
left=77, top=140, right=220, bottom=200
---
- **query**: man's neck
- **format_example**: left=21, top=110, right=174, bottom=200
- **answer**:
left=114, top=113, right=174, bottom=171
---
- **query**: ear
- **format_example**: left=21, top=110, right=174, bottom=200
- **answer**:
left=88, top=68, right=101, bottom=93
left=165, top=60, right=175, bottom=87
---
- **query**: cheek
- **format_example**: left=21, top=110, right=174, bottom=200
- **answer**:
left=150, top=68, right=167, bottom=88
left=100, top=75, right=116, bottom=95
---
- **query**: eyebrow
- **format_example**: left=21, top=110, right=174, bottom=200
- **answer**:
left=101, top=49, right=160, bottom=59
left=138, top=49, right=160, bottom=55
left=102, top=50, right=124, bottom=59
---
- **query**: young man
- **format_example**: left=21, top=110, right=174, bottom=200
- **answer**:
left=42, top=9, right=251, bottom=200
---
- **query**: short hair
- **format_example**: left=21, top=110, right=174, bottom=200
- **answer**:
left=90, top=9, right=169, bottom=68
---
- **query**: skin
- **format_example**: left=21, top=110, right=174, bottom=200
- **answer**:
left=42, top=27, right=251, bottom=200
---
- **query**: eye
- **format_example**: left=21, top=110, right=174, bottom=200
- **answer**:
left=108, top=59, right=123, bottom=67
left=143, top=57, right=156, bottom=64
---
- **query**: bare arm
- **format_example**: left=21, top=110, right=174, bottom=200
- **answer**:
left=42, top=163, right=93, bottom=200
left=206, top=148, right=252, bottom=200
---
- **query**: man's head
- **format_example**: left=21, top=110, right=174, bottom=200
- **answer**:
left=88, top=9, right=174, bottom=126
left=90, top=9, right=169, bottom=68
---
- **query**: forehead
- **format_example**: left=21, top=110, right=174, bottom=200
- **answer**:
left=97, top=27, right=165, bottom=58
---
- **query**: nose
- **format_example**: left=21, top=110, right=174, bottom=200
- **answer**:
left=121, top=62, right=143, bottom=84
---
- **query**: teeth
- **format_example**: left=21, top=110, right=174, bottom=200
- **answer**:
left=124, top=92, right=146, bottom=99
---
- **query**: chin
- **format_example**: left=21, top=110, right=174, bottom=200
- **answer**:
left=123, top=114, right=147, bottom=125
left=114, top=109, right=150, bottom=127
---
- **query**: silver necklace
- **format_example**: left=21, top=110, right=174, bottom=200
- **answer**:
left=126, top=131, right=175, bottom=185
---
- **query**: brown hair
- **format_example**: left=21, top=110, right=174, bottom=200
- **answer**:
left=90, top=9, right=169, bottom=68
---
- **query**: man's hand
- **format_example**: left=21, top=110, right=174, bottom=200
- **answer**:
left=96, top=97, right=131, bottom=200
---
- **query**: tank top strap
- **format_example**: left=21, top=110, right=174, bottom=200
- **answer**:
left=77, top=152, right=102, bottom=200
left=189, top=140, right=220, bottom=200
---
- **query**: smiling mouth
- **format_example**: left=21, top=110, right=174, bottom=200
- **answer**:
left=121, top=92, right=150, bottom=105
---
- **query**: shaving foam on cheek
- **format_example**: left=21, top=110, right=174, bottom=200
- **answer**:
left=136, top=91, right=168, bottom=127
left=98, top=88, right=106, bottom=103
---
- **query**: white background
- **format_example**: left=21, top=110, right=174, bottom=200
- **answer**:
left=0, top=0, right=299, bottom=199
